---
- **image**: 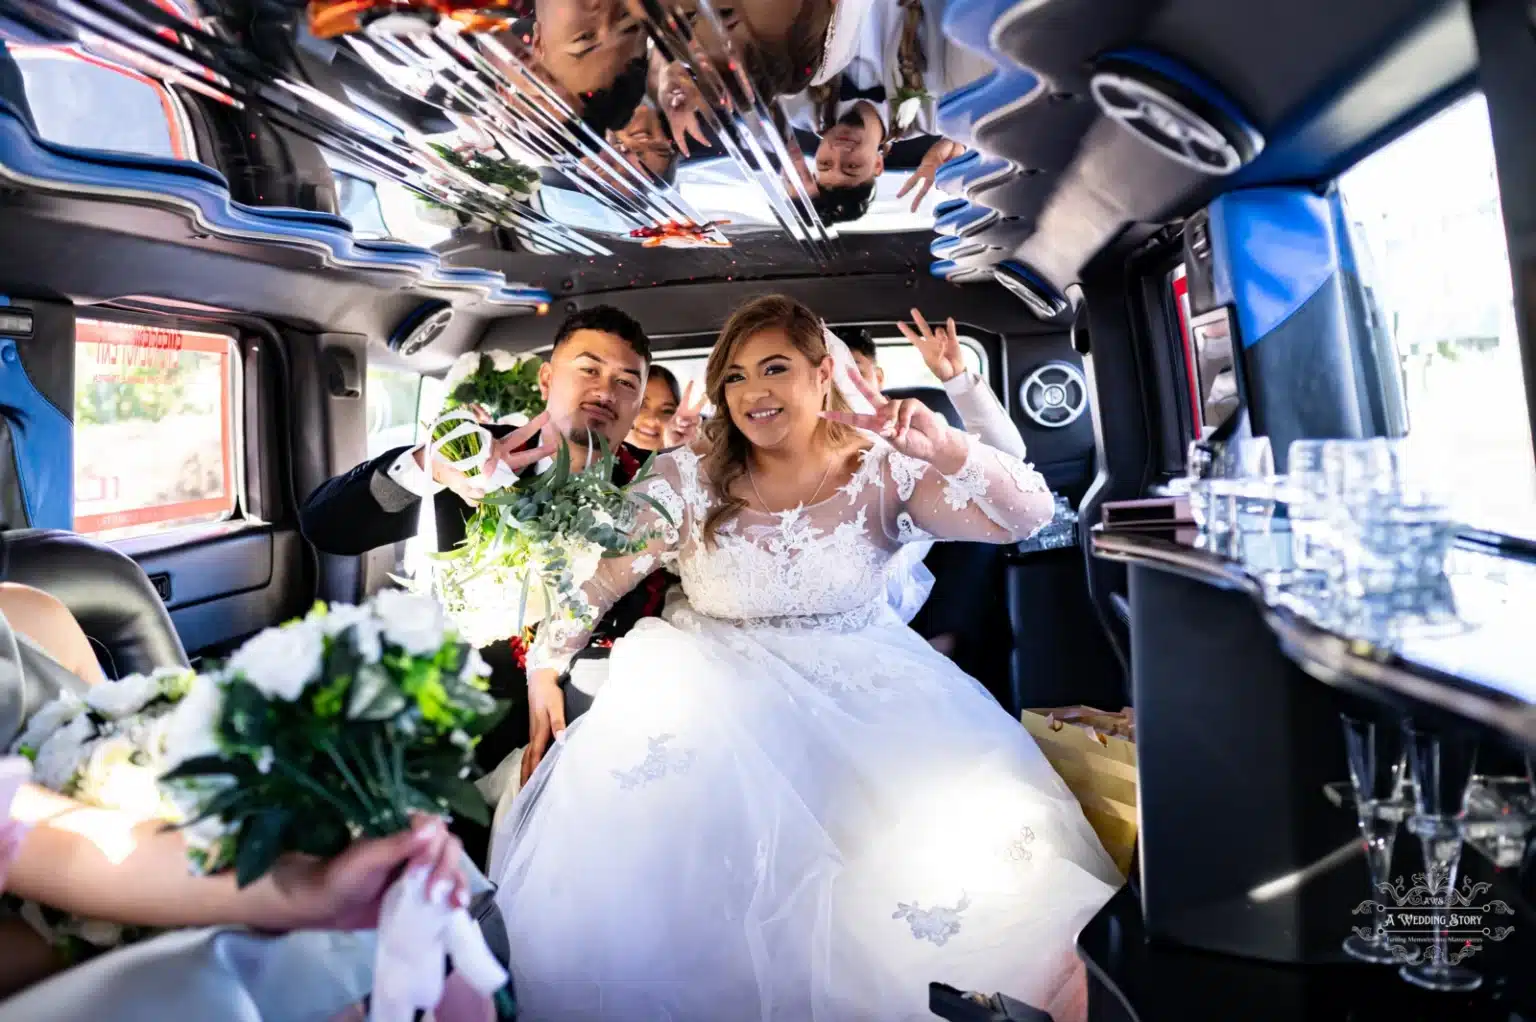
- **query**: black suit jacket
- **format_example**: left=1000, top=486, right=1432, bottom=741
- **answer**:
left=298, top=446, right=475, bottom=556
left=297, top=443, right=672, bottom=721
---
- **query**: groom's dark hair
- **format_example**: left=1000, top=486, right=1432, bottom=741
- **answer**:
left=552, top=305, right=652, bottom=363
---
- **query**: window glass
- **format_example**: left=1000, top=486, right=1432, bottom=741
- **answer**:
left=10, top=47, right=187, bottom=159
left=652, top=335, right=986, bottom=398
left=365, top=367, right=444, bottom=580
left=366, top=366, right=424, bottom=461
left=73, top=320, right=238, bottom=538
left=1339, top=94, right=1534, bottom=539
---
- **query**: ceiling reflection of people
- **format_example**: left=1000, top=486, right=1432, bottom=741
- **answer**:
left=609, top=100, right=678, bottom=184
left=779, top=0, right=991, bottom=222
left=526, top=0, right=648, bottom=132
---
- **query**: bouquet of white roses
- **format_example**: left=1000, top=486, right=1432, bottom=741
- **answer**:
left=6, top=666, right=204, bottom=957
left=157, top=590, right=504, bottom=882
left=458, top=434, right=673, bottom=640
left=425, top=349, right=545, bottom=492
left=160, top=590, right=513, bottom=1018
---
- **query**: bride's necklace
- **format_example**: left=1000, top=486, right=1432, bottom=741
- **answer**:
left=747, top=456, right=836, bottom=514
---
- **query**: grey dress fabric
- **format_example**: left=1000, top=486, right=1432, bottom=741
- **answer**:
left=0, top=610, right=506, bottom=1021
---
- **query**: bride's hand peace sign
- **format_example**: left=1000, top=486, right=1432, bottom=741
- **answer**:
left=822, top=370, right=970, bottom=474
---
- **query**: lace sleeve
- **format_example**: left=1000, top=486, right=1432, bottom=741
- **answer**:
left=525, top=454, right=688, bottom=676
left=882, top=434, right=1054, bottom=546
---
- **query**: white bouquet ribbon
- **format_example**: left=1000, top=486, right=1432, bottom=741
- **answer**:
left=428, top=410, right=519, bottom=492
left=368, top=866, right=508, bottom=1022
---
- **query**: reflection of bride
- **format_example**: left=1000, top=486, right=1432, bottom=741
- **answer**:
left=490, top=295, right=1119, bottom=1021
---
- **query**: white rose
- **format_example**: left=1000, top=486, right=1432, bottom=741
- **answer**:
left=78, top=737, right=168, bottom=822
left=227, top=621, right=323, bottom=701
left=33, top=714, right=96, bottom=791
left=10, top=691, right=84, bottom=756
left=496, top=411, right=530, bottom=429
left=312, top=603, right=383, bottom=663
left=461, top=647, right=492, bottom=681
left=486, top=349, right=519, bottom=371
left=162, top=673, right=225, bottom=769
left=441, top=351, right=484, bottom=395
left=83, top=673, right=161, bottom=719
left=897, top=95, right=924, bottom=130
left=311, top=602, right=367, bottom=635
left=372, top=588, right=448, bottom=656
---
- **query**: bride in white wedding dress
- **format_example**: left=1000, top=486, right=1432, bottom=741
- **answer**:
left=489, top=295, right=1120, bottom=1022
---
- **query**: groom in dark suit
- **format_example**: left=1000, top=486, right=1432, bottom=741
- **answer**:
left=299, top=306, right=673, bottom=777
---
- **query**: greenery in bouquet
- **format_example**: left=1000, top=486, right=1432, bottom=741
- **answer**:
left=443, top=434, right=673, bottom=642
left=5, top=666, right=200, bottom=958
left=427, top=350, right=545, bottom=487
left=157, top=590, right=506, bottom=887
left=421, top=143, right=541, bottom=223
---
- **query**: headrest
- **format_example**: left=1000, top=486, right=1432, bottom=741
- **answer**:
left=0, top=529, right=188, bottom=678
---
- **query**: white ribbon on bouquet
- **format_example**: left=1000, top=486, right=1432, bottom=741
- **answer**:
left=368, top=866, right=509, bottom=1022
left=426, top=410, right=520, bottom=492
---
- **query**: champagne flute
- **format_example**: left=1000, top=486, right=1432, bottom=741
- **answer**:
left=1399, top=723, right=1481, bottom=992
left=1338, top=713, right=1410, bottom=964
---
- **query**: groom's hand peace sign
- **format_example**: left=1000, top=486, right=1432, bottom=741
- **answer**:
left=822, top=369, right=970, bottom=475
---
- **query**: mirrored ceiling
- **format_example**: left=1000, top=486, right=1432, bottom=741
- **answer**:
left=0, top=0, right=959, bottom=268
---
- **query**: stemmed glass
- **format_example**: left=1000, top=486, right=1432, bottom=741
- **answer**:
left=1333, top=713, right=1412, bottom=963
left=1272, top=439, right=1337, bottom=618
left=1461, top=757, right=1535, bottom=870
left=1185, top=435, right=1275, bottom=540
left=1400, top=723, right=1482, bottom=992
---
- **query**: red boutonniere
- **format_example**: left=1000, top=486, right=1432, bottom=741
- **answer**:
left=506, top=627, right=536, bottom=670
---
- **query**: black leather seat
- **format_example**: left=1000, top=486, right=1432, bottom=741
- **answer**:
left=882, top=387, right=1014, bottom=703
left=0, top=528, right=188, bottom=678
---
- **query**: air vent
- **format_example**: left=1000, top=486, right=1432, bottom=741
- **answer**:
left=391, top=302, right=454, bottom=356
left=1089, top=54, right=1263, bottom=176
left=1019, top=362, right=1088, bottom=428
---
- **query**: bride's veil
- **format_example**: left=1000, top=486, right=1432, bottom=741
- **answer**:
left=820, top=323, right=877, bottom=417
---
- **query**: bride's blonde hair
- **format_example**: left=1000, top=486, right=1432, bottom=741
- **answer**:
left=700, top=295, right=852, bottom=544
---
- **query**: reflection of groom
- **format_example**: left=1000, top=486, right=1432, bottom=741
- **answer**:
left=298, top=307, right=672, bottom=786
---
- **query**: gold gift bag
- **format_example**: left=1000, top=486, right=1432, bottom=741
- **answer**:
left=1021, top=706, right=1139, bottom=878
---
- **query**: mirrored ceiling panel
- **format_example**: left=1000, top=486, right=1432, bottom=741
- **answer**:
left=0, top=0, right=953, bottom=267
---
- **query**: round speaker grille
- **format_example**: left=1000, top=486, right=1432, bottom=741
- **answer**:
left=1089, top=67, right=1258, bottom=175
left=394, top=305, right=454, bottom=356
left=1019, top=361, right=1088, bottom=428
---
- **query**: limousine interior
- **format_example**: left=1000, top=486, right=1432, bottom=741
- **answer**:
left=0, top=0, right=1532, bottom=1018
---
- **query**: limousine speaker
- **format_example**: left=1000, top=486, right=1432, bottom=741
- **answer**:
left=390, top=302, right=454, bottom=356
left=1018, top=362, right=1088, bottom=428
left=1088, top=52, right=1264, bottom=176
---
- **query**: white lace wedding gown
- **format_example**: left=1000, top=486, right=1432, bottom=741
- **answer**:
left=489, top=437, right=1120, bottom=1022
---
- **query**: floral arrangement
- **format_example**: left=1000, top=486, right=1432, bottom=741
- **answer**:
left=9, top=590, right=513, bottom=1007
left=6, top=667, right=201, bottom=957
left=437, top=436, right=672, bottom=647
left=419, top=142, right=541, bottom=226
left=157, top=591, right=504, bottom=882
left=427, top=350, right=545, bottom=488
